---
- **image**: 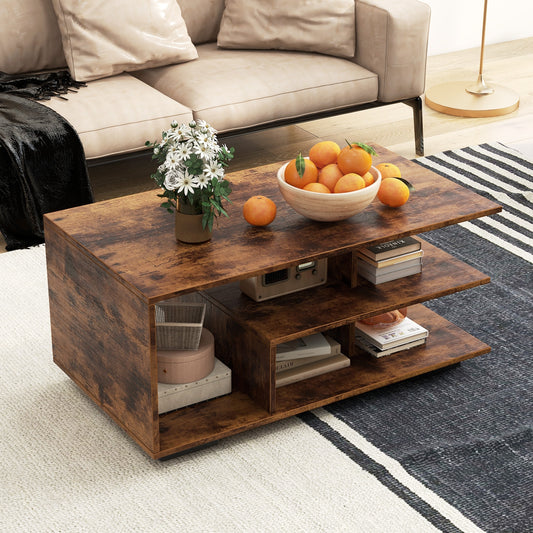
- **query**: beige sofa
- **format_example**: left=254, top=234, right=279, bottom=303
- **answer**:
left=1, top=0, right=430, bottom=161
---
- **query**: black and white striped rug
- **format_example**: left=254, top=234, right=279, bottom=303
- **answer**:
left=302, top=142, right=532, bottom=533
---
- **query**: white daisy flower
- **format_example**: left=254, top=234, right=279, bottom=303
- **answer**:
left=171, top=123, right=193, bottom=142
left=195, top=173, right=211, bottom=189
left=195, top=142, right=217, bottom=161
left=176, top=171, right=199, bottom=196
left=195, top=131, right=212, bottom=147
left=196, top=119, right=217, bottom=137
left=204, top=161, right=224, bottom=179
left=175, top=141, right=194, bottom=161
left=165, top=151, right=180, bottom=169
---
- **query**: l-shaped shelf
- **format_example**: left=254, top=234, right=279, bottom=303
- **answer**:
left=158, top=240, right=491, bottom=457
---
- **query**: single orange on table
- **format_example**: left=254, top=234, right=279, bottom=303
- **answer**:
left=377, top=178, right=410, bottom=207
left=333, top=173, right=366, bottom=193
left=309, top=140, right=341, bottom=168
left=318, top=163, right=343, bottom=192
left=243, top=195, right=277, bottom=226
left=303, top=182, right=331, bottom=193
left=376, top=162, right=401, bottom=180
left=337, top=142, right=376, bottom=176
left=284, top=155, right=318, bottom=189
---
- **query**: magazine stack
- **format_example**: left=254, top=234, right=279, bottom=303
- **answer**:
left=275, top=333, right=350, bottom=387
left=356, top=236, right=423, bottom=284
left=354, top=315, right=429, bottom=358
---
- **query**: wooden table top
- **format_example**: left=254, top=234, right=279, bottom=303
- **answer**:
left=44, top=145, right=501, bottom=303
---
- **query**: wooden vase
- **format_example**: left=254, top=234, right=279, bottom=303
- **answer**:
left=174, top=211, right=212, bottom=244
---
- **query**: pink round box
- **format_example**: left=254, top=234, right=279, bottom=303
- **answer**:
left=157, top=328, right=215, bottom=384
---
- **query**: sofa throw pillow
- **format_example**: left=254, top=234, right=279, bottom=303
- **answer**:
left=51, top=0, right=198, bottom=82
left=217, top=0, right=355, bottom=58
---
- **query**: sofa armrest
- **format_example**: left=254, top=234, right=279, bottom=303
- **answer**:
left=354, top=0, right=431, bottom=102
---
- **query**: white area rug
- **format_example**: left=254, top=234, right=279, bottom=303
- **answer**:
left=0, top=245, right=461, bottom=532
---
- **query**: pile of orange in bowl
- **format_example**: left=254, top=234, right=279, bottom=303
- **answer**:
left=277, top=141, right=382, bottom=222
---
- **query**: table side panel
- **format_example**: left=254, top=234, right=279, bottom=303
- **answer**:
left=45, top=224, right=159, bottom=453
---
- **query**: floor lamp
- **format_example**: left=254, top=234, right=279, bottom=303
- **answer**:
left=425, top=0, right=520, bottom=117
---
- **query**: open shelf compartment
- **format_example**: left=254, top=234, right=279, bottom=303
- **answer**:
left=157, top=304, right=490, bottom=458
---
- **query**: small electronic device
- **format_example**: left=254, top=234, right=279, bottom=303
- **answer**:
left=240, top=259, right=327, bottom=301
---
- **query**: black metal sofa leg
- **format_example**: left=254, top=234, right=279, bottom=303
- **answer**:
left=404, top=97, right=424, bottom=156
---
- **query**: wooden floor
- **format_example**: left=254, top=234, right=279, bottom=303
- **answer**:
left=2, top=38, right=532, bottom=253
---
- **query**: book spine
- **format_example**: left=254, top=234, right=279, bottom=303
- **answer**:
left=359, top=236, right=420, bottom=260
left=276, top=352, right=336, bottom=372
left=357, top=250, right=424, bottom=268
left=276, top=335, right=340, bottom=361
left=354, top=317, right=428, bottom=349
left=357, top=256, right=422, bottom=273
left=358, top=264, right=422, bottom=284
left=276, top=354, right=350, bottom=388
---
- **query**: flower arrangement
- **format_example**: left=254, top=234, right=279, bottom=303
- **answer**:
left=146, top=120, right=234, bottom=230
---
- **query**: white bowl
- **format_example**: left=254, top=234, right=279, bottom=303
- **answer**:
left=277, top=164, right=381, bottom=221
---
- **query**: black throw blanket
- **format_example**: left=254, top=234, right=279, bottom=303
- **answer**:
left=0, top=93, right=93, bottom=250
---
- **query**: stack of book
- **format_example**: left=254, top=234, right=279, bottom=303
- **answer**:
left=356, top=236, right=423, bottom=284
left=354, top=316, right=429, bottom=357
left=275, top=333, right=349, bottom=387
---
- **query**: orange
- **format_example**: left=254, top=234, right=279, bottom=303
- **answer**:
left=337, top=143, right=373, bottom=176
left=309, top=141, right=341, bottom=168
left=377, top=178, right=410, bottom=207
left=361, top=171, right=374, bottom=187
left=243, top=195, right=277, bottom=226
left=333, top=173, right=366, bottom=193
left=284, top=157, right=318, bottom=189
left=318, top=163, right=343, bottom=192
left=303, top=182, right=331, bottom=193
left=376, top=162, right=402, bottom=180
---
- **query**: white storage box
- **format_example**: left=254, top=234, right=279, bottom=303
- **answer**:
left=158, top=358, right=232, bottom=414
left=155, top=299, right=206, bottom=350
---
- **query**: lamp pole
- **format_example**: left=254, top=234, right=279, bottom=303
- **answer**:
left=466, top=0, right=493, bottom=95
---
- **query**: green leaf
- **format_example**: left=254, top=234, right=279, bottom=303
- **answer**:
left=354, top=142, right=377, bottom=156
left=295, top=152, right=306, bottom=178
left=344, top=139, right=377, bottom=156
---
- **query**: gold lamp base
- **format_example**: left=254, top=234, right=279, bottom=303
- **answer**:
left=425, top=80, right=520, bottom=118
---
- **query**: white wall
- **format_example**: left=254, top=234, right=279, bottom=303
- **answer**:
left=424, top=0, right=533, bottom=56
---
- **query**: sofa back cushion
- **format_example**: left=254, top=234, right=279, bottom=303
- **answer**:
left=51, top=0, right=198, bottom=82
left=177, top=0, right=225, bottom=44
left=0, top=0, right=66, bottom=74
left=217, top=0, right=355, bottom=58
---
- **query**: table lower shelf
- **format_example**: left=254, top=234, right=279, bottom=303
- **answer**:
left=157, top=304, right=489, bottom=459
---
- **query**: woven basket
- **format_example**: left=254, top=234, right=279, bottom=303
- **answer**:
left=155, top=300, right=206, bottom=350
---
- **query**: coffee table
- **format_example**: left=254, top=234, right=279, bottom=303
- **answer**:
left=44, top=144, right=501, bottom=459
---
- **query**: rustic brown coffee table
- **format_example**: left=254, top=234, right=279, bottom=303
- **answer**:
left=44, top=145, right=501, bottom=459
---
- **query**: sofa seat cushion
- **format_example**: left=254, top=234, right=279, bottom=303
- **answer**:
left=41, top=74, right=193, bottom=159
left=133, top=43, right=377, bottom=133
